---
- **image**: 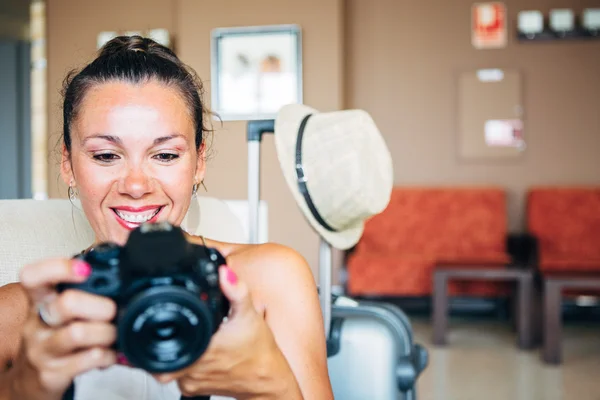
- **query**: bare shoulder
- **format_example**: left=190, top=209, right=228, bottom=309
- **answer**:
left=0, top=283, right=28, bottom=366
left=196, top=237, right=318, bottom=306
left=227, top=241, right=312, bottom=275
left=235, top=242, right=316, bottom=293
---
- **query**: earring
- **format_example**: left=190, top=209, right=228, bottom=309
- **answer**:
left=68, top=181, right=78, bottom=201
left=192, top=180, right=207, bottom=198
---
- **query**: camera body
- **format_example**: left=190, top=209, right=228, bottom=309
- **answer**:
left=58, top=221, right=229, bottom=373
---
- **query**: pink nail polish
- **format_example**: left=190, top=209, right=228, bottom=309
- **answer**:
left=73, top=260, right=91, bottom=277
left=226, top=267, right=238, bottom=285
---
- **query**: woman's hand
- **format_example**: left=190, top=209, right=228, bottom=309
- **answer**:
left=154, top=265, right=303, bottom=400
left=9, top=258, right=118, bottom=400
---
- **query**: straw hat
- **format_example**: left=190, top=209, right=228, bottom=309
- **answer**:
left=274, top=104, right=394, bottom=250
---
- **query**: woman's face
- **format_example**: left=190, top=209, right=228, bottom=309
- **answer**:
left=61, top=79, right=205, bottom=246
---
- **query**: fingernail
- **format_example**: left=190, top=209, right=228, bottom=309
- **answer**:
left=73, top=260, right=91, bottom=277
left=226, top=266, right=237, bottom=285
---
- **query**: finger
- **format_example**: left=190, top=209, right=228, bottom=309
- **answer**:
left=38, top=347, right=116, bottom=392
left=178, top=377, right=211, bottom=398
left=20, top=258, right=91, bottom=301
left=153, top=372, right=180, bottom=384
left=152, top=365, right=194, bottom=384
left=37, top=295, right=63, bottom=328
left=41, top=289, right=117, bottom=326
left=218, top=265, right=254, bottom=318
left=44, top=321, right=117, bottom=357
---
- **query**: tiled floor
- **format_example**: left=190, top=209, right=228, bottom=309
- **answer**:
left=412, top=317, right=600, bottom=400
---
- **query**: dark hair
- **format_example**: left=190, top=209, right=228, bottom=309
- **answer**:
left=61, top=35, right=213, bottom=155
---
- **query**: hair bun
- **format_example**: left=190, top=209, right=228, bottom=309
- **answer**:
left=98, top=35, right=151, bottom=57
left=97, top=35, right=180, bottom=63
left=125, top=35, right=149, bottom=53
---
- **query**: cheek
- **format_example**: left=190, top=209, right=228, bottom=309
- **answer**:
left=78, top=175, right=115, bottom=210
left=157, top=167, right=194, bottom=198
left=72, top=159, right=114, bottom=199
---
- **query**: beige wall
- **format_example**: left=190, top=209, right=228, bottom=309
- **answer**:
left=46, top=0, right=600, bottom=279
left=46, top=0, right=345, bottom=279
left=346, top=0, right=600, bottom=233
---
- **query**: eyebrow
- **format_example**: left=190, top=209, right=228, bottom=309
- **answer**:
left=81, top=134, right=186, bottom=146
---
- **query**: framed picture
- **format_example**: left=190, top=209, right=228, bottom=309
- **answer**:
left=210, top=24, right=303, bottom=121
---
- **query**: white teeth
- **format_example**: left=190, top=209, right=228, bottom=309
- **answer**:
left=115, top=208, right=160, bottom=224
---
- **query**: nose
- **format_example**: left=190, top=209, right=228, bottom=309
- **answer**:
left=118, top=165, right=153, bottom=198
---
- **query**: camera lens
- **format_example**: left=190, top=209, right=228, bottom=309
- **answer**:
left=139, top=310, right=192, bottom=361
left=154, top=321, right=177, bottom=340
left=118, top=286, right=214, bottom=373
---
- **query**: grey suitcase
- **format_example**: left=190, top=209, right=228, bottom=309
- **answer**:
left=246, top=120, right=428, bottom=400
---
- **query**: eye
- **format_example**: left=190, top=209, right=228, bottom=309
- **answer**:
left=154, top=153, right=179, bottom=162
left=93, top=153, right=120, bottom=162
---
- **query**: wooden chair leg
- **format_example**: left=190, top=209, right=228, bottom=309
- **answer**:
left=516, top=274, right=534, bottom=349
left=432, top=271, right=449, bottom=346
left=532, top=278, right=544, bottom=346
left=509, top=281, right=517, bottom=332
left=543, top=279, right=562, bottom=364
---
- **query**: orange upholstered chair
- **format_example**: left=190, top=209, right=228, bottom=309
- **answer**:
left=527, top=187, right=600, bottom=274
left=346, top=187, right=511, bottom=297
left=526, top=187, right=600, bottom=363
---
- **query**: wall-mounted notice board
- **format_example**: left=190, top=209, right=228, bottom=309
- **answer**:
left=458, top=68, right=525, bottom=160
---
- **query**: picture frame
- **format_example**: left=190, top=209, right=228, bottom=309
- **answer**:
left=210, top=24, right=303, bottom=121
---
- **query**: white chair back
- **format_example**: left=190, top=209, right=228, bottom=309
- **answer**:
left=0, top=196, right=246, bottom=286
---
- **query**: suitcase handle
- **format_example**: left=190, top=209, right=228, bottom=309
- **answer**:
left=246, top=120, right=274, bottom=244
left=247, top=119, right=275, bottom=142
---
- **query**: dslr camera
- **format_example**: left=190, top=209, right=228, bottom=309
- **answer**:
left=58, top=221, right=230, bottom=373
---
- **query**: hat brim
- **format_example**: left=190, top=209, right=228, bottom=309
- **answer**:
left=274, top=104, right=364, bottom=250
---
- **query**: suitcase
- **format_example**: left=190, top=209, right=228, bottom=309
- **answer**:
left=247, top=120, right=428, bottom=400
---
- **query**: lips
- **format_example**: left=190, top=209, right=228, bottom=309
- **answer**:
left=111, top=205, right=164, bottom=230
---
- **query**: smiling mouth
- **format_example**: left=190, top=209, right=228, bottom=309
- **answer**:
left=111, top=206, right=163, bottom=228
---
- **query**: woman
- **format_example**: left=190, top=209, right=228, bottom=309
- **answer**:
left=0, top=36, right=333, bottom=400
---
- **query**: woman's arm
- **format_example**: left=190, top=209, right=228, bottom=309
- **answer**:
left=0, top=284, right=28, bottom=369
left=0, top=284, right=29, bottom=400
left=0, top=368, right=14, bottom=400
left=250, top=244, right=333, bottom=400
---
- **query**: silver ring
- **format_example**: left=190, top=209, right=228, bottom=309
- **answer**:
left=37, top=300, right=59, bottom=327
